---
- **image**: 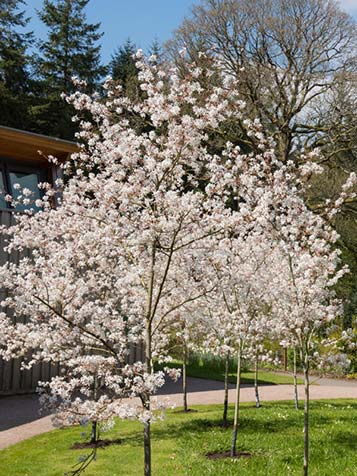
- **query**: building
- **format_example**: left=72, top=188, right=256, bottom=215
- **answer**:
left=0, top=126, right=77, bottom=394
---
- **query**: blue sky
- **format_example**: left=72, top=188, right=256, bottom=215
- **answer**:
left=25, top=0, right=356, bottom=65
left=26, top=0, right=200, bottom=64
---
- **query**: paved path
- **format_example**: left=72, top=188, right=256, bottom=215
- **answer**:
left=1, top=376, right=357, bottom=450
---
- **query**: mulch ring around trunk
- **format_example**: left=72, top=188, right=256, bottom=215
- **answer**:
left=206, top=450, right=252, bottom=460
left=71, top=438, right=122, bottom=449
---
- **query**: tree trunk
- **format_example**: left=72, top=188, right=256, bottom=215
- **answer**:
left=230, top=347, right=242, bottom=457
left=283, top=347, right=288, bottom=371
left=254, top=355, right=260, bottom=408
left=293, top=347, right=299, bottom=410
left=223, top=350, right=230, bottom=426
left=183, top=342, right=188, bottom=412
left=143, top=417, right=151, bottom=476
left=277, top=128, right=292, bottom=164
left=302, top=350, right=310, bottom=476
left=143, top=246, right=156, bottom=476
left=90, top=420, right=98, bottom=444
left=90, top=372, right=99, bottom=444
left=143, top=321, right=153, bottom=476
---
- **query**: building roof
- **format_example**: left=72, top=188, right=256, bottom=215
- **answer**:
left=0, top=126, right=78, bottom=164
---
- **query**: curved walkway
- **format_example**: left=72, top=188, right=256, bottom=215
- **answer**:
left=1, top=376, right=356, bottom=450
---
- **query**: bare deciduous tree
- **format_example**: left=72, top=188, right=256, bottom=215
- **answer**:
left=167, top=0, right=357, bottom=162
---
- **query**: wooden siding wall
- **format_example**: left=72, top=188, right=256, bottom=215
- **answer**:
left=128, top=343, right=145, bottom=365
left=0, top=209, right=60, bottom=395
left=0, top=208, right=145, bottom=395
left=0, top=130, right=78, bottom=395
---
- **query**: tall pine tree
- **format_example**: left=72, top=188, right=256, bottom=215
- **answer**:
left=0, top=0, right=33, bottom=129
left=109, top=38, right=139, bottom=99
left=148, top=38, right=162, bottom=64
left=33, top=0, right=105, bottom=139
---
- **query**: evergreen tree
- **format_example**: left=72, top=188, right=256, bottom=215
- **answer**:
left=33, top=0, right=106, bottom=139
left=148, top=38, right=162, bottom=64
left=109, top=38, right=139, bottom=98
left=0, top=0, right=33, bottom=129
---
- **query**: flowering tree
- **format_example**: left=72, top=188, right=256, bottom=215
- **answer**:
left=206, top=137, right=356, bottom=470
left=171, top=302, right=208, bottom=413
left=201, top=298, right=234, bottom=426
left=0, top=53, right=254, bottom=476
left=244, top=326, right=278, bottom=409
left=265, top=162, right=355, bottom=476
left=199, top=223, right=277, bottom=457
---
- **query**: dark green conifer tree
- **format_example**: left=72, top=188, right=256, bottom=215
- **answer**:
left=33, top=0, right=106, bottom=139
left=109, top=38, right=139, bottom=99
left=0, top=0, right=33, bottom=129
left=148, top=38, right=162, bottom=64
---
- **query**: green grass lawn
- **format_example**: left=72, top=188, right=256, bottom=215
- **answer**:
left=157, top=358, right=303, bottom=385
left=1, top=400, right=357, bottom=476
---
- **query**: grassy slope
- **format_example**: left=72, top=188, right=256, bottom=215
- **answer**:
left=1, top=400, right=356, bottom=476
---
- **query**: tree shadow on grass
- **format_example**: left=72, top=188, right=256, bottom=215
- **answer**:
left=114, top=413, right=297, bottom=448
left=330, top=431, right=357, bottom=450
left=93, top=401, right=357, bottom=454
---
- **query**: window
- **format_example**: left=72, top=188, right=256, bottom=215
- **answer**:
left=9, top=171, right=42, bottom=212
left=0, top=160, right=48, bottom=212
left=0, top=173, right=7, bottom=209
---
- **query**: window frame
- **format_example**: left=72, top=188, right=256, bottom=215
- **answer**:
left=0, top=157, right=50, bottom=212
